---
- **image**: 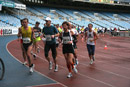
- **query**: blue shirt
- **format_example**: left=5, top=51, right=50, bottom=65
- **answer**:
left=42, top=25, right=58, bottom=44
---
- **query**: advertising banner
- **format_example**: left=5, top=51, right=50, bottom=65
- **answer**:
left=0, top=27, right=18, bottom=36
left=0, top=1, right=14, bottom=8
left=14, top=3, right=26, bottom=10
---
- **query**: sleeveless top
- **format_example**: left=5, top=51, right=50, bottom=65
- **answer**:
left=87, top=30, right=95, bottom=45
left=21, top=26, right=32, bottom=44
left=62, top=30, right=73, bottom=45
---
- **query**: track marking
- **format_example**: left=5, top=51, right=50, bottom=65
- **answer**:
left=57, top=45, right=130, bottom=70
left=26, top=83, right=62, bottom=87
left=39, top=45, right=115, bottom=87
left=6, top=40, right=67, bottom=87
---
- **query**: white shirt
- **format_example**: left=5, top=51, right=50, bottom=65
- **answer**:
left=71, top=28, right=78, bottom=35
left=87, top=30, right=95, bottom=45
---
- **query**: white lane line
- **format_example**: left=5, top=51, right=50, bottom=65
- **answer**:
left=39, top=44, right=130, bottom=79
left=39, top=45, right=115, bottom=87
left=78, top=53, right=130, bottom=70
left=80, top=62, right=130, bottom=80
left=71, top=50, right=130, bottom=79
left=6, top=40, right=67, bottom=87
left=57, top=45, right=130, bottom=70
left=26, top=83, right=60, bottom=87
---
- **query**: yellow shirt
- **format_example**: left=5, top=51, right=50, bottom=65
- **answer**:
left=21, top=26, right=32, bottom=41
left=58, top=27, right=63, bottom=33
left=94, top=28, right=98, bottom=33
left=81, top=28, right=84, bottom=32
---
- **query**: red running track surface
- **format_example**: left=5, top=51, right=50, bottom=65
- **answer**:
left=7, top=34, right=130, bottom=87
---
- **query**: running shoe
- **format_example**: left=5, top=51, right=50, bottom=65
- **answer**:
left=30, top=64, right=35, bottom=73
left=75, top=59, right=79, bottom=65
left=37, top=47, right=40, bottom=53
left=54, top=65, right=58, bottom=72
left=23, top=61, right=27, bottom=65
left=49, top=61, right=52, bottom=70
left=33, top=54, right=37, bottom=59
left=73, top=65, right=78, bottom=73
left=67, top=73, right=72, bottom=78
left=31, top=51, right=33, bottom=55
left=90, top=59, right=93, bottom=65
left=92, top=56, right=95, bottom=61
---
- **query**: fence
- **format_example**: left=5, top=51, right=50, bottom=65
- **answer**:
left=110, top=31, right=130, bottom=37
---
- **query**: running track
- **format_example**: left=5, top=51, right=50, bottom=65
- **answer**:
left=1, top=34, right=130, bottom=87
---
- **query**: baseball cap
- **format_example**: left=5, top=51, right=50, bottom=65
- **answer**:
left=45, top=17, right=51, bottom=21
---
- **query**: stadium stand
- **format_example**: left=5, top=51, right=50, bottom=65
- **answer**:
left=0, top=0, right=130, bottom=33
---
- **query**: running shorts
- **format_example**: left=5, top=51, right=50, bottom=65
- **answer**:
left=62, top=44, right=74, bottom=54
left=23, top=42, right=32, bottom=51
left=33, top=37, right=41, bottom=43
left=44, top=43, right=56, bottom=59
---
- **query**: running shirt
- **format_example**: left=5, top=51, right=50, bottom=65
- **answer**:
left=80, top=28, right=84, bottom=33
left=71, top=28, right=78, bottom=44
left=58, top=27, right=63, bottom=33
left=62, top=31, right=74, bottom=54
left=71, top=28, right=78, bottom=35
left=94, top=28, right=98, bottom=33
left=62, top=31, right=73, bottom=45
left=87, top=30, right=95, bottom=45
left=42, top=25, right=58, bottom=44
left=21, top=26, right=32, bottom=44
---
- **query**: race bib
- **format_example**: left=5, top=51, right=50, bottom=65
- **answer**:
left=88, top=38, right=93, bottom=43
left=34, top=32, right=39, bottom=37
left=55, top=37, right=59, bottom=44
left=23, top=37, right=31, bottom=44
left=63, top=36, right=70, bottom=44
left=45, top=35, right=52, bottom=41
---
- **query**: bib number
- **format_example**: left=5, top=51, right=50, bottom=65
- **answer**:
left=55, top=37, right=59, bottom=44
left=63, top=37, right=70, bottom=44
left=45, top=35, right=52, bottom=41
left=34, top=32, right=39, bottom=37
left=23, top=37, right=31, bottom=44
left=88, top=38, right=93, bottom=43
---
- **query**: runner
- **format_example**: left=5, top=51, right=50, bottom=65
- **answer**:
left=17, top=19, right=27, bottom=65
left=80, top=26, right=85, bottom=41
left=32, top=21, right=42, bottom=59
left=18, top=18, right=35, bottom=73
left=84, top=23, right=98, bottom=64
left=68, top=23, right=79, bottom=66
left=61, top=21, right=78, bottom=78
left=42, top=17, right=59, bottom=72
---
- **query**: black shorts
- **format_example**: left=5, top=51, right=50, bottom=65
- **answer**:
left=73, top=43, right=77, bottom=49
left=62, top=44, right=74, bottom=54
left=56, top=44, right=59, bottom=48
left=23, top=42, right=32, bottom=51
left=44, top=43, right=56, bottom=59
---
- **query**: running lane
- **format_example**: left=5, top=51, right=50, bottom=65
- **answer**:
left=0, top=36, right=58, bottom=87
left=7, top=34, right=130, bottom=87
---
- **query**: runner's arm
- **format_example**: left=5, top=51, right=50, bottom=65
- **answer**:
left=58, top=32, right=62, bottom=43
left=84, top=31, right=87, bottom=42
left=93, top=32, right=98, bottom=41
left=54, top=33, right=59, bottom=37
left=17, top=27, right=22, bottom=38
left=31, top=27, right=36, bottom=39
